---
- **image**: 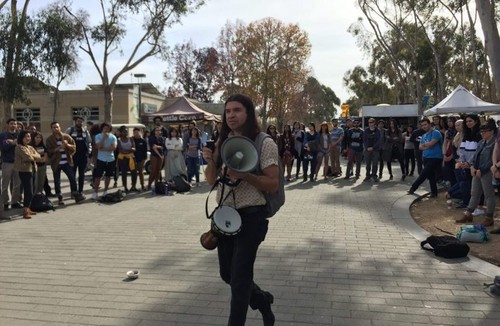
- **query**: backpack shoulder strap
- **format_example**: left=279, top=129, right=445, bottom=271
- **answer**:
left=255, top=132, right=270, bottom=173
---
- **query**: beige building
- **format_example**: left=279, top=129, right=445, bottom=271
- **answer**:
left=12, top=83, right=165, bottom=136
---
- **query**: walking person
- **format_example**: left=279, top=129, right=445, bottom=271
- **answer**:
left=377, top=120, right=387, bottom=179
left=15, top=130, right=44, bottom=219
left=408, top=118, right=443, bottom=197
left=202, top=93, right=277, bottom=326
left=363, top=118, right=382, bottom=182
left=46, top=122, right=85, bottom=205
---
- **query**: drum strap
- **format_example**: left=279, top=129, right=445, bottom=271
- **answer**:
left=205, top=178, right=236, bottom=219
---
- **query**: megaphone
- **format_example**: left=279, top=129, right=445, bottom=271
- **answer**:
left=220, top=136, right=259, bottom=173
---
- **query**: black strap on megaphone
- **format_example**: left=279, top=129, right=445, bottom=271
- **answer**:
left=205, top=167, right=237, bottom=219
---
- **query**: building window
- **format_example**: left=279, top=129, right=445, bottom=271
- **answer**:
left=15, top=108, right=41, bottom=131
left=71, top=106, right=99, bottom=122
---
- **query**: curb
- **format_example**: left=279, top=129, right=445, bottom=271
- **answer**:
left=391, top=191, right=500, bottom=278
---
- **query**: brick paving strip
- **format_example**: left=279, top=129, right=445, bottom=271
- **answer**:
left=1, top=171, right=500, bottom=325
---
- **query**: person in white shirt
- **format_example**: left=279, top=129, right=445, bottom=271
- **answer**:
left=164, top=127, right=187, bottom=181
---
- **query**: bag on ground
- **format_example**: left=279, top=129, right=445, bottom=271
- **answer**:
left=456, top=224, right=489, bottom=243
left=30, top=193, right=55, bottom=212
left=171, top=174, right=191, bottom=193
left=420, top=235, right=470, bottom=259
left=100, top=190, right=124, bottom=203
left=154, top=181, right=168, bottom=195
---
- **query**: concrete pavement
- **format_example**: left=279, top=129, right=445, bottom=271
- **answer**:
left=1, top=167, right=500, bottom=325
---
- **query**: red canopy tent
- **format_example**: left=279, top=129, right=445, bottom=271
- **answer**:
left=145, top=96, right=221, bottom=123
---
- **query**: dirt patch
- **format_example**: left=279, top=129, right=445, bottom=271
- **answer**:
left=410, top=192, right=500, bottom=267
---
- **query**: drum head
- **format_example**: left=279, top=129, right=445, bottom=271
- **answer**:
left=212, top=206, right=242, bottom=235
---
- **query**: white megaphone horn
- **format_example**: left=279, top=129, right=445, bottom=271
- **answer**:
left=220, top=136, right=259, bottom=173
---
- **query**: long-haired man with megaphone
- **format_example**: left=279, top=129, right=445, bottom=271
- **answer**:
left=203, top=94, right=279, bottom=326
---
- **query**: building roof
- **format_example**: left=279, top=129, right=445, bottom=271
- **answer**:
left=86, top=83, right=163, bottom=96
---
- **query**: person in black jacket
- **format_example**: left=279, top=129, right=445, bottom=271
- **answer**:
left=363, top=118, right=382, bottom=182
left=0, top=118, right=22, bottom=210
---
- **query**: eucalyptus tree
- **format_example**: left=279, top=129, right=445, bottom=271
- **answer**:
left=66, top=0, right=205, bottom=123
left=0, top=0, right=38, bottom=122
left=36, top=0, right=84, bottom=120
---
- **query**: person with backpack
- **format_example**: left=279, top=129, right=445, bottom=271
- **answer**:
left=65, top=116, right=92, bottom=195
left=202, top=94, right=278, bottom=326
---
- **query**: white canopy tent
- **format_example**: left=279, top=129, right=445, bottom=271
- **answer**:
left=423, top=85, right=500, bottom=116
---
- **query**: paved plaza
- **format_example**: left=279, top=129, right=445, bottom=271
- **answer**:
left=1, top=167, right=500, bottom=325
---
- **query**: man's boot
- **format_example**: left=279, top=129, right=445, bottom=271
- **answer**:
left=23, top=208, right=32, bottom=219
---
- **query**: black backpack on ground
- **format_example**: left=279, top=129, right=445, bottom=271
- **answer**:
left=30, top=193, right=55, bottom=212
left=420, top=235, right=470, bottom=259
left=171, top=174, right=191, bottom=193
left=154, top=181, right=168, bottom=195
left=99, top=190, right=124, bottom=203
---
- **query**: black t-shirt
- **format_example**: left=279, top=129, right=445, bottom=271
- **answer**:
left=133, top=137, right=148, bottom=162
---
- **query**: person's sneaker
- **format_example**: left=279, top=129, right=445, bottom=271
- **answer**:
left=102, top=191, right=108, bottom=197
left=472, top=208, right=485, bottom=216
left=363, top=177, right=371, bottom=182
left=3, top=204, right=9, bottom=211
left=129, top=187, right=138, bottom=192
left=57, top=195, right=65, bottom=205
left=74, top=193, right=86, bottom=203
left=373, top=176, right=379, bottom=183
left=91, top=192, right=98, bottom=201
left=12, top=202, right=23, bottom=209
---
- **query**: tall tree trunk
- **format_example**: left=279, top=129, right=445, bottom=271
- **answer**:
left=476, top=0, right=500, bottom=99
left=104, top=85, right=113, bottom=123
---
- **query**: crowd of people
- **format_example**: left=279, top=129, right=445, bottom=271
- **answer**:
left=0, top=116, right=209, bottom=220
left=267, top=114, right=500, bottom=233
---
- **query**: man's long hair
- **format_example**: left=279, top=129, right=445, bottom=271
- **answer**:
left=215, top=94, right=261, bottom=170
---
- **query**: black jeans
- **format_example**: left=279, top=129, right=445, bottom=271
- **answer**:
left=73, top=155, right=88, bottom=193
left=217, top=206, right=271, bottom=326
left=410, top=158, right=442, bottom=195
left=19, top=171, right=34, bottom=208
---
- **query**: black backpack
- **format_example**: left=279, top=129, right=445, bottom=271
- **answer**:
left=255, top=132, right=285, bottom=217
left=421, top=235, right=470, bottom=259
left=154, top=181, right=168, bottom=195
left=30, top=193, right=55, bottom=212
left=100, top=190, right=124, bottom=203
left=171, top=174, right=192, bottom=193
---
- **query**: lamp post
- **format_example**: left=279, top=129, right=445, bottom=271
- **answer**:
left=134, top=73, right=146, bottom=122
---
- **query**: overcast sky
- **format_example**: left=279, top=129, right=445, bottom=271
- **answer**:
left=54, top=0, right=367, bottom=104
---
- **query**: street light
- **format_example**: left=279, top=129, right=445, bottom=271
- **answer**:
left=134, top=73, right=146, bottom=122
